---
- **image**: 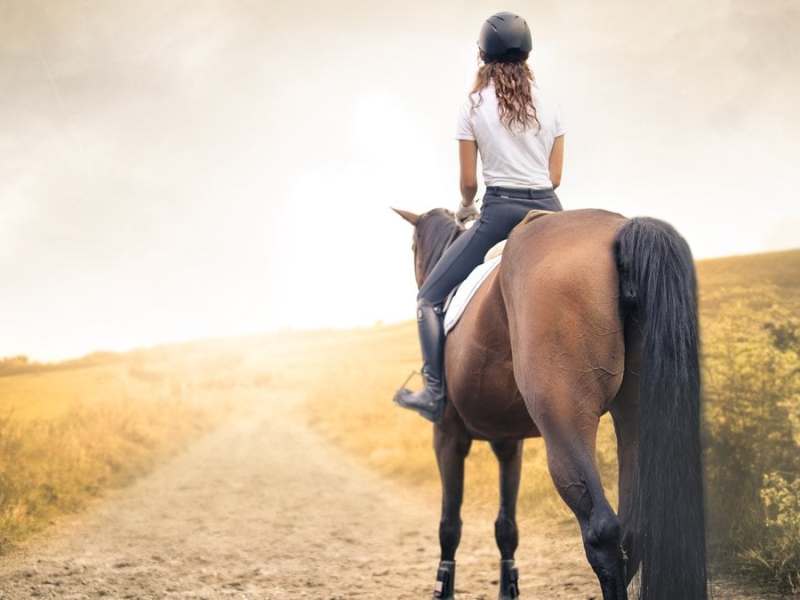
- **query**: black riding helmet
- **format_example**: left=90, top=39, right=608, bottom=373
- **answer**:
left=478, top=11, right=532, bottom=62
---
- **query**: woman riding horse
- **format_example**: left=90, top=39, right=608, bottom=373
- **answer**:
left=394, top=11, right=566, bottom=422
left=392, top=11, right=708, bottom=600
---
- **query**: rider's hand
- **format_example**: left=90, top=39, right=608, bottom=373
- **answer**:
left=456, top=202, right=479, bottom=225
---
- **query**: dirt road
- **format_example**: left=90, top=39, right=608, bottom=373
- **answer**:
left=0, top=390, right=773, bottom=599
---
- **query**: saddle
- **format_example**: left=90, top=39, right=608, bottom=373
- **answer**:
left=443, top=209, right=553, bottom=334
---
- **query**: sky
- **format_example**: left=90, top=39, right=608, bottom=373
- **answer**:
left=1, top=0, right=799, bottom=360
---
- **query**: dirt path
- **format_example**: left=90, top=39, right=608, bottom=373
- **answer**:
left=0, top=389, right=774, bottom=599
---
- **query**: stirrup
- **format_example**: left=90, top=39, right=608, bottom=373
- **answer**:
left=398, top=369, right=420, bottom=389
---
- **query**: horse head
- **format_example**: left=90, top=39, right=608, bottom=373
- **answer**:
left=392, top=207, right=464, bottom=288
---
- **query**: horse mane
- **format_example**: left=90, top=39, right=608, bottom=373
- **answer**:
left=416, top=209, right=464, bottom=280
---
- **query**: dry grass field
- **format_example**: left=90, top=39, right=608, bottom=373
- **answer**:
left=0, top=340, right=271, bottom=552
left=1, top=360, right=198, bottom=550
left=0, top=328, right=376, bottom=554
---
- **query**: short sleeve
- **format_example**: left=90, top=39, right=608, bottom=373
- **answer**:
left=455, top=98, right=475, bottom=141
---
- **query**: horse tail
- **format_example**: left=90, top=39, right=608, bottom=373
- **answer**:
left=614, top=217, right=707, bottom=600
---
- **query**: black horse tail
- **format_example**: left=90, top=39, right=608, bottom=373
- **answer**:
left=614, top=217, right=707, bottom=600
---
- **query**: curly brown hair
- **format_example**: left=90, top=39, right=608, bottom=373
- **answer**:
left=470, top=51, right=539, bottom=134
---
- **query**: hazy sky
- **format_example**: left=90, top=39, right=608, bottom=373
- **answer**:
left=2, top=0, right=799, bottom=360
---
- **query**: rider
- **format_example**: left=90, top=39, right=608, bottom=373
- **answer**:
left=393, top=11, right=566, bottom=423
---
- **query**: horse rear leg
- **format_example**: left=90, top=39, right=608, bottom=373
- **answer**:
left=610, top=333, right=642, bottom=583
left=490, top=439, right=523, bottom=600
left=432, top=420, right=472, bottom=600
left=533, top=394, right=627, bottom=600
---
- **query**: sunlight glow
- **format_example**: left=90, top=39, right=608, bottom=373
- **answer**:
left=1, top=1, right=798, bottom=360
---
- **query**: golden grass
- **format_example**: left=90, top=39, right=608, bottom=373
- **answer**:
left=2, top=365, right=167, bottom=422
left=0, top=328, right=352, bottom=551
left=0, top=349, right=245, bottom=551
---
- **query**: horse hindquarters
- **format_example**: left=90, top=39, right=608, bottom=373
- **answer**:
left=501, top=210, right=630, bottom=599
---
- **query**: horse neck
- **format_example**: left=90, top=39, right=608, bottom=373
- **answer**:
left=420, top=219, right=462, bottom=281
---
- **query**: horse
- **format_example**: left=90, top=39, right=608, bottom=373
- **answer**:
left=392, top=207, right=707, bottom=600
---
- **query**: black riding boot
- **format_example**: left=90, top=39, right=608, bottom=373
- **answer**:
left=393, top=301, right=446, bottom=423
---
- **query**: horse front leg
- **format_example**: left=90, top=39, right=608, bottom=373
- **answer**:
left=433, top=417, right=472, bottom=600
left=490, top=439, right=523, bottom=600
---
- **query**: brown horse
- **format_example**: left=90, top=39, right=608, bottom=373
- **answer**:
left=393, top=207, right=707, bottom=600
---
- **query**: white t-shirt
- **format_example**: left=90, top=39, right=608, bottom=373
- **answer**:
left=455, top=81, right=564, bottom=189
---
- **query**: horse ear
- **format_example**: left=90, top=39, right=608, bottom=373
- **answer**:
left=391, top=207, right=419, bottom=226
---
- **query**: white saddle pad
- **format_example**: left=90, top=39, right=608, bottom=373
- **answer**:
left=443, top=255, right=502, bottom=335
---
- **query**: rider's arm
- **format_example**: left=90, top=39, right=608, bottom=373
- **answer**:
left=459, top=139, right=478, bottom=206
left=549, top=135, right=565, bottom=189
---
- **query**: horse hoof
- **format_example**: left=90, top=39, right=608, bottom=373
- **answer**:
left=433, top=560, right=456, bottom=599
left=498, top=559, right=519, bottom=599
